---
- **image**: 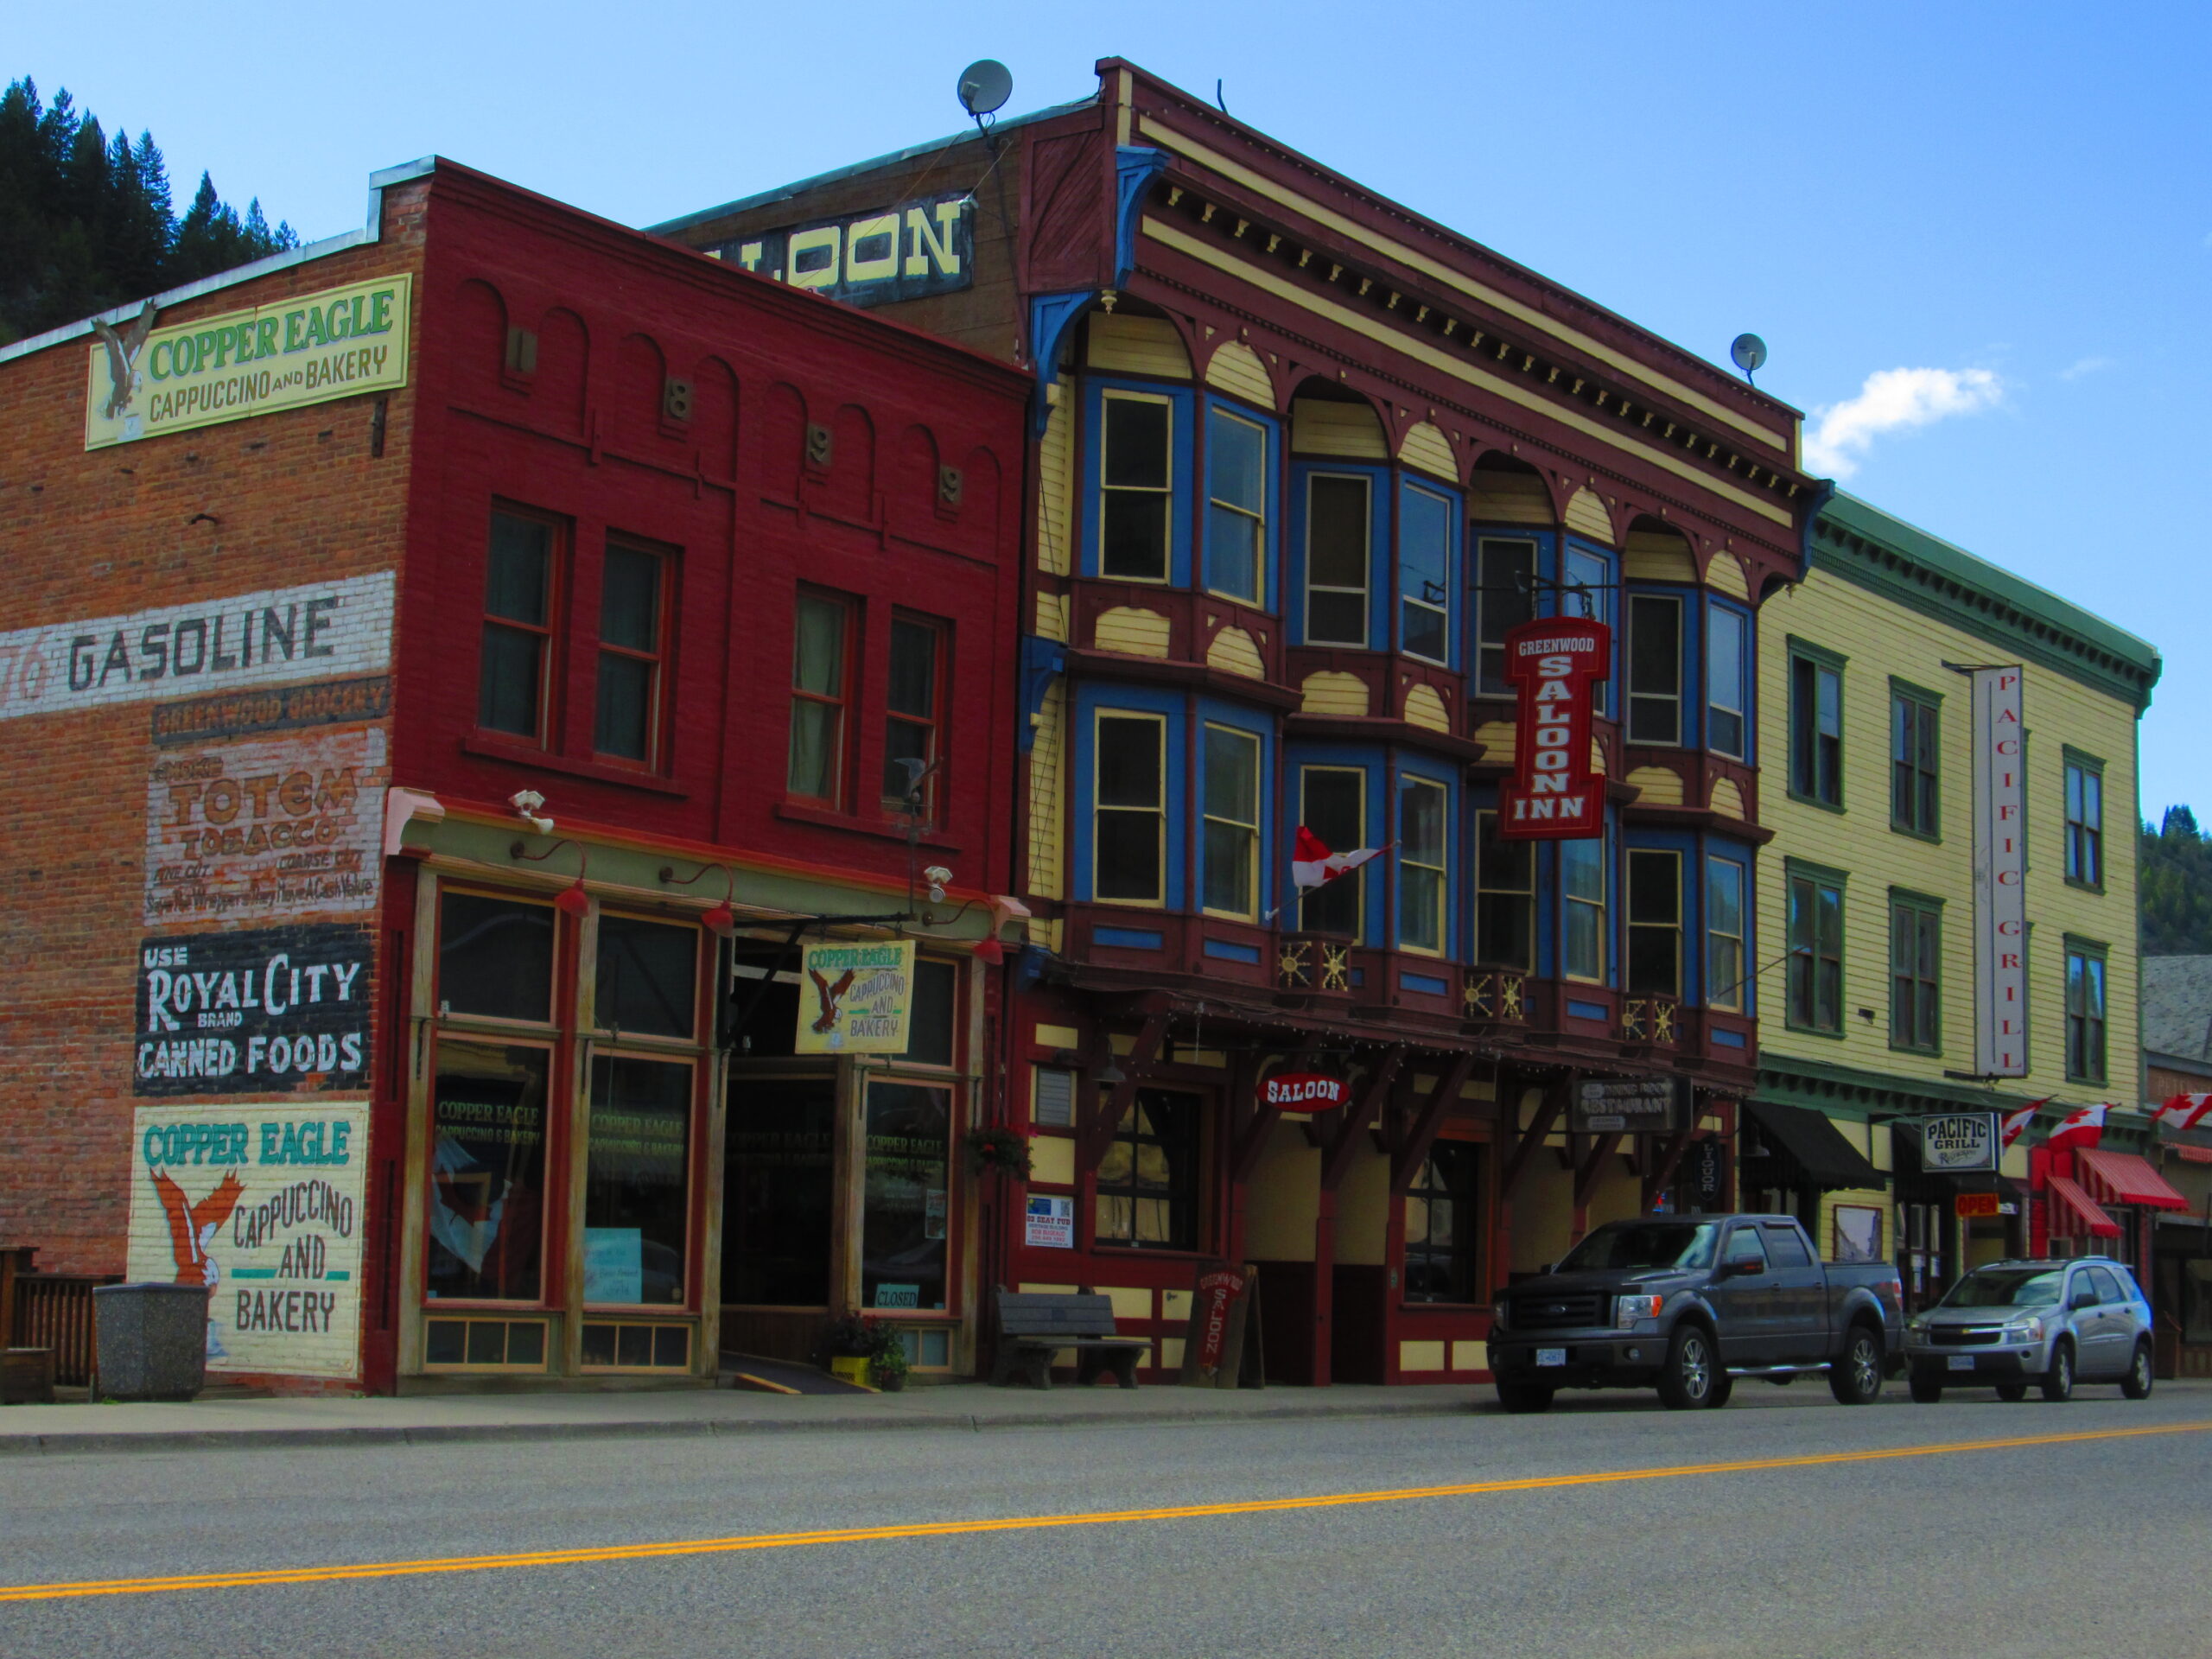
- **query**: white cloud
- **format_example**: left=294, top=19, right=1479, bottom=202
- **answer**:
left=2059, top=355, right=2114, bottom=382
left=1802, top=366, right=2005, bottom=479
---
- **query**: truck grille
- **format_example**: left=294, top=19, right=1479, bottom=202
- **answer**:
left=1510, top=1294, right=1603, bottom=1329
left=1930, top=1326, right=2002, bottom=1346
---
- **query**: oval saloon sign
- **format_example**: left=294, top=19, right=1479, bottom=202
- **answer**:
left=1262, top=1072, right=1348, bottom=1112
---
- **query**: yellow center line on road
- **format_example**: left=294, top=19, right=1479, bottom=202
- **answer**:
left=6, top=1419, right=2205, bottom=1603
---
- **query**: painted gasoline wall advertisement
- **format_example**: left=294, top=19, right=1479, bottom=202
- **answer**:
left=126, top=1100, right=370, bottom=1378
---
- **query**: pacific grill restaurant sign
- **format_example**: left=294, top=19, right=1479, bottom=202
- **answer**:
left=1498, top=616, right=1611, bottom=839
left=713, top=195, right=971, bottom=308
left=1970, top=667, right=2028, bottom=1077
left=1920, top=1112, right=1999, bottom=1173
left=1260, top=1072, right=1349, bottom=1113
left=136, top=925, right=372, bottom=1096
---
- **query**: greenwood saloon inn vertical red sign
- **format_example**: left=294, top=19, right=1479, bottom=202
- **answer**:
left=1497, top=616, right=1611, bottom=838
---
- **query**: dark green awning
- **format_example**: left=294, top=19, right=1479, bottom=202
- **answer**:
left=1744, top=1101, right=1887, bottom=1191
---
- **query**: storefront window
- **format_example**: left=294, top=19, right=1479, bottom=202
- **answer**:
left=1096, top=1088, right=1199, bottom=1249
left=584, top=1055, right=693, bottom=1306
left=861, top=1082, right=952, bottom=1312
left=440, top=892, right=555, bottom=1022
left=1405, top=1142, right=1478, bottom=1302
left=595, top=914, right=696, bottom=1039
left=722, top=1077, right=835, bottom=1305
left=427, top=1040, right=550, bottom=1301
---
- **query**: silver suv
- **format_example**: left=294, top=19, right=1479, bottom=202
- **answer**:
left=1904, top=1257, right=2153, bottom=1403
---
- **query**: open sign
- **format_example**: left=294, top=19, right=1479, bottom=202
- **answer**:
left=1261, top=1072, right=1348, bottom=1112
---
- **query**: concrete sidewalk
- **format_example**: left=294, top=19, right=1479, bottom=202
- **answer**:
left=0, top=1379, right=1480, bottom=1456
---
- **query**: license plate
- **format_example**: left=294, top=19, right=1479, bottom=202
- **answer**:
left=1948, top=1355, right=1977, bottom=1371
left=1536, top=1347, right=1567, bottom=1368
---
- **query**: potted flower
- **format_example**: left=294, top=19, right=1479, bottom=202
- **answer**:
left=868, top=1337, right=911, bottom=1393
left=963, top=1124, right=1033, bottom=1180
left=817, top=1314, right=877, bottom=1387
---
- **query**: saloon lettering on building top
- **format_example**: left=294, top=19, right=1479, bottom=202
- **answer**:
left=1498, top=616, right=1611, bottom=839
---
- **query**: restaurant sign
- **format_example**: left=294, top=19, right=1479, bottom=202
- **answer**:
left=1570, top=1076, right=1687, bottom=1135
left=1969, top=667, right=2028, bottom=1077
left=1920, top=1112, right=1999, bottom=1173
left=1497, top=616, right=1611, bottom=839
left=86, top=275, right=411, bottom=448
left=793, top=938, right=916, bottom=1054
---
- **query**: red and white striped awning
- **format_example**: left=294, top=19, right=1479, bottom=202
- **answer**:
left=2045, top=1174, right=2122, bottom=1239
left=2075, top=1147, right=2191, bottom=1212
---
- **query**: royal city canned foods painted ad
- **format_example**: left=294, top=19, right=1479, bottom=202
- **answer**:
left=136, top=925, right=372, bottom=1096
left=145, top=727, right=388, bottom=924
left=86, top=275, right=411, bottom=448
left=127, top=1100, right=369, bottom=1378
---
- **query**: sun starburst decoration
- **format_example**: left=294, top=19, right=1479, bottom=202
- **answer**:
left=1321, top=944, right=1351, bottom=990
left=1277, top=940, right=1311, bottom=988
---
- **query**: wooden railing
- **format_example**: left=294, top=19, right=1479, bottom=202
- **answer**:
left=10, top=1274, right=120, bottom=1387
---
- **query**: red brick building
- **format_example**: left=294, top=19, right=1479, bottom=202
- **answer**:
left=0, top=159, right=1030, bottom=1392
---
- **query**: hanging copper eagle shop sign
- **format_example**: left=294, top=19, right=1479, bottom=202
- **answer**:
left=1497, top=614, right=1611, bottom=839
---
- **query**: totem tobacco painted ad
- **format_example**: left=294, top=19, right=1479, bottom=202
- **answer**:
left=126, top=1099, right=370, bottom=1378
left=135, top=925, right=372, bottom=1096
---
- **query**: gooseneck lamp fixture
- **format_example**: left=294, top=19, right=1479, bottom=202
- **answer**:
left=511, top=836, right=590, bottom=917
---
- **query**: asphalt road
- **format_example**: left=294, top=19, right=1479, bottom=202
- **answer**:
left=3, top=1381, right=2207, bottom=1659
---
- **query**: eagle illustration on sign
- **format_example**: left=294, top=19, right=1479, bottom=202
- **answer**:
left=807, top=965, right=857, bottom=1033
left=152, top=1167, right=245, bottom=1287
left=90, top=301, right=158, bottom=419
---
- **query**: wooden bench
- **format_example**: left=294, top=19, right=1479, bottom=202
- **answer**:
left=990, top=1290, right=1147, bottom=1389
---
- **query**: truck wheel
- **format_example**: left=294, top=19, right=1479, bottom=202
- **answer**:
left=1656, top=1325, right=1718, bottom=1410
left=1995, top=1384, right=2029, bottom=1402
left=1908, top=1374, right=1942, bottom=1404
left=1496, top=1381, right=1554, bottom=1414
left=2121, top=1342, right=2154, bottom=1400
left=1707, top=1375, right=1733, bottom=1409
left=2039, top=1340, right=2075, bottom=1402
left=1827, top=1325, right=1884, bottom=1405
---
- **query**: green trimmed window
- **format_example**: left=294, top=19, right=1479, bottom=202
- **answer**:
left=1889, top=893, right=1942, bottom=1053
left=1789, top=644, right=1844, bottom=808
left=1787, top=865, right=1845, bottom=1033
left=2065, top=940, right=2107, bottom=1084
left=2064, top=753, right=2104, bottom=889
left=1891, top=684, right=1940, bottom=838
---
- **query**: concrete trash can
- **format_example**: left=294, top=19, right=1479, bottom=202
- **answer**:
left=92, top=1283, right=209, bottom=1402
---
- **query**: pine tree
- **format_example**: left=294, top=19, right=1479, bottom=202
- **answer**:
left=0, top=75, right=299, bottom=344
left=2141, top=807, right=2212, bottom=956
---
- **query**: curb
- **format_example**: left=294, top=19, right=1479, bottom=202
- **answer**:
left=0, top=1395, right=1477, bottom=1457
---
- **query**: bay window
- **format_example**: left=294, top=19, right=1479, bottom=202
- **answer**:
left=1397, top=774, right=1448, bottom=954
left=1475, top=810, right=1535, bottom=970
left=1561, top=835, right=1607, bottom=982
left=1304, top=473, right=1371, bottom=646
left=1707, top=604, right=1748, bottom=760
left=1626, top=849, right=1682, bottom=996
left=1707, top=857, right=1747, bottom=1012
left=1299, top=766, right=1366, bottom=938
left=1100, top=391, right=1173, bottom=582
left=1475, top=537, right=1535, bottom=696
left=1205, top=408, right=1268, bottom=604
left=1201, top=723, right=1262, bottom=918
left=1094, top=712, right=1166, bottom=904
left=1562, top=545, right=1612, bottom=715
left=1399, top=482, right=1453, bottom=664
left=1626, top=594, right=1682, bottom=745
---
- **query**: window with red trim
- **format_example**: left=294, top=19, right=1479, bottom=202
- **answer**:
left=479, top=507, right=563, bottom=741
left=787, top=590, right=854, bottom=806
left=594, top=540, right=671, bottom=765
left=883, top=613, right=947, bottom=820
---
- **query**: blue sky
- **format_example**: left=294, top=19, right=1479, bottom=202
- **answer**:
left=19, top=2, right=2208, bottom=816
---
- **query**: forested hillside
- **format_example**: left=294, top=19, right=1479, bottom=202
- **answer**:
left=2142, top=806, right=2212, bottom=956
left=0, top=76, right=297, bottom=345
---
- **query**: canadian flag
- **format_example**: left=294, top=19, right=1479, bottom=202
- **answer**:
left=2155, top=1095, right=2212, bottom=1134
left=1291, top=826, right=1388, bottom=893
left=1998, top=1101, right=2047, bottom=1149
left=2046, top=1103, right=2107, bottom=1152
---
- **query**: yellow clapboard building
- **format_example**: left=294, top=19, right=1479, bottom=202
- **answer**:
left=1751, top=492, right=2160, bottom=1302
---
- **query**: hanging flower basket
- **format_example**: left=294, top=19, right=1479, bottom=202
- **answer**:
left=963, top=1124, right=1033, bottom=1180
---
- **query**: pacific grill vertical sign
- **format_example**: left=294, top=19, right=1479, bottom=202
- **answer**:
left=1970, top=666, right=2028, bottom=1076
left=1498, top=615, right=1611, bottom=839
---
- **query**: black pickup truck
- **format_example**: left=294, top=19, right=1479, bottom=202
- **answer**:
left=1486, top=1214, right=1905, bottom=1412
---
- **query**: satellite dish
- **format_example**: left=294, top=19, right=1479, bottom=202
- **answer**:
left=957, top=60, right=1013, bottom=118
left=1730, top=333, right=1768, bottom=382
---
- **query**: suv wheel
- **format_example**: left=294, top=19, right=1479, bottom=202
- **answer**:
left=1827, top=1325, right=1884, bottom=1406
left=2121, top=1342, right=2154, bottom=1401
left=1995, top=1383, right=2029, bottom=1402
left=1496, top=1381, right=1554, bottom=1414
left=1657, top=1325, right=1718, bottom=1410
left=1908, top=1374, right=1942, bottom=1404
left=2040, top=1339, right=2075, bottom=1402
